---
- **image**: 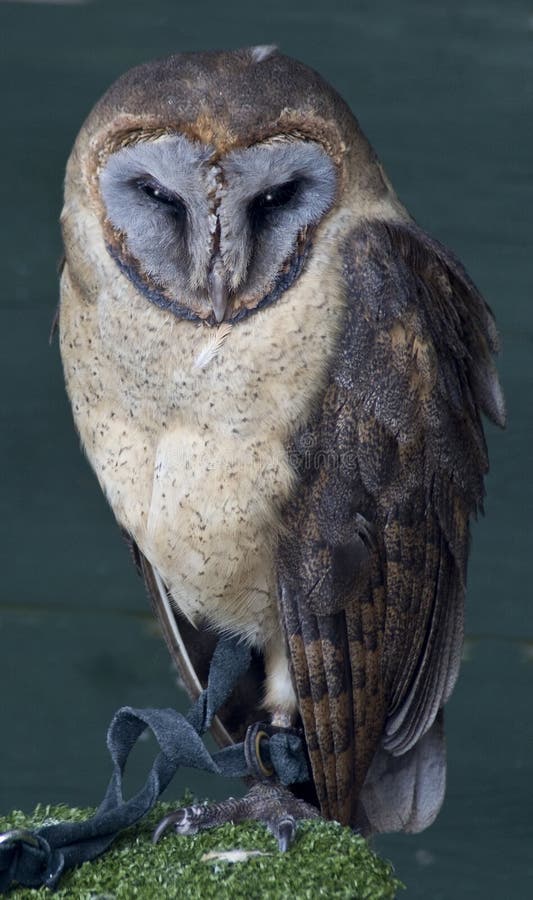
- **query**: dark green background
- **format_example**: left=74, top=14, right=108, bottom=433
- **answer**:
left=0, top=1, right=531, bottom=897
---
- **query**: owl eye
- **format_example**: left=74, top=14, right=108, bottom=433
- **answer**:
left=135, top=178, right=187, bottom=220
left=249, top=179, right=301, bottom=224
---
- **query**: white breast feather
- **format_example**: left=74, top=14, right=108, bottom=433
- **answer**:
left=193, top=323, right=233, bottom=369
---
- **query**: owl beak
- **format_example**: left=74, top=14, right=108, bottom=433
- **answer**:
left=207, top=265, right=230, bottom=323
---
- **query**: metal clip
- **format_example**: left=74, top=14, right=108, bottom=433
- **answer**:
left=244, top=721, right=307, bottom=782
left=244, top=722, right=275, bottom=780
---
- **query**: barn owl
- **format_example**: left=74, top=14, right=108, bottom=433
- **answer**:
left=59, top=46, right=505, bottom=846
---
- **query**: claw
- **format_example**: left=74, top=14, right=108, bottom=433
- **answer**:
left=153, top=804, right=209, bottom=843
left=152, top=811, right=180, bottom=844
left=152, top=814, right=173, bottom=844
left=152, top=809, right=188, bottom=844
left=275, top=816, right=296, bottom=852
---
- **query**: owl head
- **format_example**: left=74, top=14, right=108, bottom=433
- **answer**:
left=63, top=47, right=398, bottom=326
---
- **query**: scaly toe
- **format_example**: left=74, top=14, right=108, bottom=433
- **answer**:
left=152, top=783, right=320, bottom=849
left=273, top=816, right=296, bottom=852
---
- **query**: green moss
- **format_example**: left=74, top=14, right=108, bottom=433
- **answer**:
left=0, top=802, right=403, bottom=899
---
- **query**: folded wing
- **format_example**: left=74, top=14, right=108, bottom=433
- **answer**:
left=277, top=219, right=504, bottom=830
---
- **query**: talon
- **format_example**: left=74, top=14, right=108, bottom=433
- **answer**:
left=152, top=809, right=187, bottom=844
left=276, top=816, right=296, bottom=852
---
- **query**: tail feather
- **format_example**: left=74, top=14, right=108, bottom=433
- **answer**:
left=359, top=710, right=446, bottom=834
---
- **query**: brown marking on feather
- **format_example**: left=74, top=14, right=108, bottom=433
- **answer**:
left=345, top=591, right=385, bottom=812
left=289, top=634, right=330, bottom=814
left=301, top=622, right=338, bottom=818
left=317, top=624, right=354, bottom=821
left=389, top=320, right=437, bottom=404
left=389, top=321, right=407, bottom=351
left=412, top=335, right=437, bottom=380
left=185, top=111, right=238, bottom=155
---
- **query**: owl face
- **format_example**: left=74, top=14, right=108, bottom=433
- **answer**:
left=99, top=132, right=337, bottom=324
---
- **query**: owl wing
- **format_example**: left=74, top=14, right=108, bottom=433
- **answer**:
left=277, top=219, right=505, bottom=832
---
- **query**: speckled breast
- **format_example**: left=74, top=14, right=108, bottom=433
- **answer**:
left=59, top=205, right=349, bottom=645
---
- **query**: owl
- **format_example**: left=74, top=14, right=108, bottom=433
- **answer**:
left=59, top=46, right=505, bottom=846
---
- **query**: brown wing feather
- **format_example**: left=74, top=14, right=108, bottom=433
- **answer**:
left=278, top=219, right=504, bottom=830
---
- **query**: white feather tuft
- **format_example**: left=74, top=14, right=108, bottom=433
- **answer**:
left=194, top=323, right=233, bottom=369
left=249, top=44, right=278, bottom=63
left=202, top=850, right=271, bottom=865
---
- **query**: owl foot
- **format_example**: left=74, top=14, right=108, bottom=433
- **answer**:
left=152, top=782, right=320, bottom=851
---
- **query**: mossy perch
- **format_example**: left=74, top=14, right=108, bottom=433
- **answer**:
left=0, top=801, right=402, bottom=898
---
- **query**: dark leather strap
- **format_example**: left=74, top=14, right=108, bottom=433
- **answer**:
left=0, top=635, right=309, bottom=894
